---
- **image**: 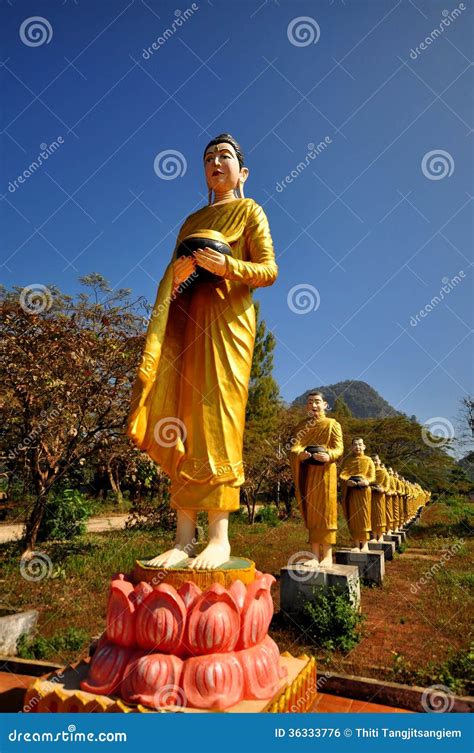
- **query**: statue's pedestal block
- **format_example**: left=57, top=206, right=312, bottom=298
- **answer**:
left=368, top=540, right=395, bottom=561
left=24, top=654, right=317, bottom=713
left=280, top=564, right=361, bottom=614
left=335, top=549, right=385, bottom=586
left=397, top=530, right=407, bottom=543
left=384, top=533, right=402, bottom=551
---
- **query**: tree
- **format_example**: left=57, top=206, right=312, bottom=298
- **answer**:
left=1, top=275, right=147, bottom=553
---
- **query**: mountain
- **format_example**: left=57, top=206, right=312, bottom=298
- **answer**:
left=292, top=380, right=400, bottom=419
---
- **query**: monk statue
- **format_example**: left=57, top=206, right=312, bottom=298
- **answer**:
left=340, top=437, right=375, bottom=552
left=127, top=133, right=278, bottom=569
left=384, top=464, right=394, bottom=534
left=370, top=454, right=388, bottom=542
left=290, top=391, right=344, bottom=568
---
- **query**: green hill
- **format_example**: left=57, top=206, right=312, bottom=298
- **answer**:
left=292, top=380, right=400, bottom=419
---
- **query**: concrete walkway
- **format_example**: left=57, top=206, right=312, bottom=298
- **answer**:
left=0, top=514, right=129, bottom=544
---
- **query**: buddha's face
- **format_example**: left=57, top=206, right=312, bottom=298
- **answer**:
left=204, top=142, right=248, bottom=193
left=352, top=438, right=365, bottom=456
left=306, top=393, right=327, bottom=417
left=373, top=454, right=380, bottom=466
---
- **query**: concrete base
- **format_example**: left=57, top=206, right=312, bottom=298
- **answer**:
left=396, top=530, right=407, bottom=542
left=368, top=540, right=395, bottom=561
left=384, top=533, right=403, bottom=551
left=335, top=548, right=385, bottom=586
left=0, top=610, right=38, bottom=656
left=280, top=564, right=361, bottom=615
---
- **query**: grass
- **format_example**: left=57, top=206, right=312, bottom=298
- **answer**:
left=0, top=495, right=472, bottom=695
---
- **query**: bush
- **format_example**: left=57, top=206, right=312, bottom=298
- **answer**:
left=37, top=488, right=92, bottom=542
left=125, top=497, right=176, bottom=532
left=254, top=505, right=280, bottom=526
left=300, top=585, right=364, bottom=652
left=17, top=626, right=89, bottom=660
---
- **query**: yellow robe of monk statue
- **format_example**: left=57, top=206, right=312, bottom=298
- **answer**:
left=371, top=465, right=389, bottom=536
left=127, top=198, right=278, bottom=511
left=340, top=455, right=376, bottom=543
left=385, top=473, right=395, bottom=531
left=290, top=417, right=344, bottom=544
left=391, top=474, right=400, bottom=530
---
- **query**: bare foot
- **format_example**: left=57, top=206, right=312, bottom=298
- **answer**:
left=147, top=546, right=193, bottom=568
left=318, top=555, right=333, bottom=569
left=350, top=546, right=361, bottom=553
left=369, top=538, right=377, bottom=543
left=301, top=557, right=320, bottom=570
left=360, top=543, right=370, bottom=552
left=189, top=542, right=230, bottom=570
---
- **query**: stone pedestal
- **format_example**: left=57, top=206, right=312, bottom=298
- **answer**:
left=335, top=549, right=385, bottom=586
left=280, top=564, right=360, bottom=615
left=396, top=530, right=407, bottom=543
left=384, top=533, right=402, bottom=551
left=368, top=540, right=395, bottom=561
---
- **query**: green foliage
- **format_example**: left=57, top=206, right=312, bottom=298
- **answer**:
left=300, top=586, right=364, bottom=652
left=245, top=301, right=281, bottom=435
left=37, top=488, right=92, bottom=542
left=254, top=504, right=280, bottom=526
left=17, top=626, right=89, bottom=660
left=125, top=496, right=176, bottom=532
left=390, top=643, right=474, bottom=695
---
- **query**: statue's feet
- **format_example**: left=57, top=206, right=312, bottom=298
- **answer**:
left=301, top=557, right=320, bottom=570
left=360, top=543, right=370, bottom=553
left=318, top=555, right=333, bottom=569
left=146, top=546, right=193, bottom=568
left=189, top=542, right=230, bottom=570
left=369, top=538, right=377, bottom=543
left=350, top=545, right=361, bottom=553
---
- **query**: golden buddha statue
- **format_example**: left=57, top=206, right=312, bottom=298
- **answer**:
left=127, top=134, right=278, bottom=569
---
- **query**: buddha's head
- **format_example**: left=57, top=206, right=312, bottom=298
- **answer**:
left=306, top=391, right=328, bottom=418
left=352, top=437, right=365, bottom=456
left=373, top=454, right=381, bottom=466
left=203, top=133, right=249, bottom=202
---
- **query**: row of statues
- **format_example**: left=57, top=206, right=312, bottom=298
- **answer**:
left=126, top=132, right=430, bottom=572
left=291, top=391, right=430, bottom=569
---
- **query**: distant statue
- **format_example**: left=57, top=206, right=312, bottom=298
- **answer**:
left=340, top=437, right=375, bottom=552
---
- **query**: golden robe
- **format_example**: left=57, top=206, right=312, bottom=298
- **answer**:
left=340, top=454, right=376, bottom=542
left=390, top=475, right=400, bottom=530
left=289, top=417, right=344, bottom=545
left=385, top=474, right=395, bottom=531
left=371, top=466, right=389, bottom=535
left=127, top=198, right=278, bottom=511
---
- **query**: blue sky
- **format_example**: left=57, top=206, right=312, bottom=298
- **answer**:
left=1, top=0, right=473, bottom=445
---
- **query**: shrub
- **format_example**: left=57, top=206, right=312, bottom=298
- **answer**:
left=17, top=626, right=89, bottom=660
left=300, top=585, right=364, bottom=652
left=254, top=505, right=280, bottom=526
left=37, top=488, right=92, bottom=542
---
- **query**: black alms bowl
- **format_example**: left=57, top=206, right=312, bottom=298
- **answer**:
left=349, top=475, right=365, bottom=487
left=304, top=445, right=328, bottom=466
left=176, top=230, right=232, bottom=283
